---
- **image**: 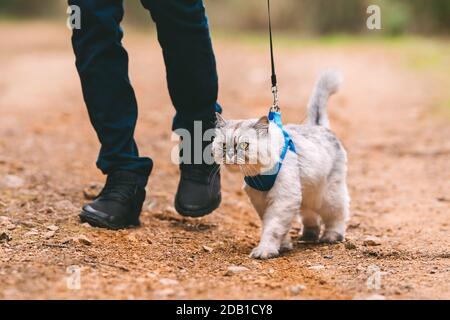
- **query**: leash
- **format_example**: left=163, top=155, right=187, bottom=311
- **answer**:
left=267, top=0, right=280, bottom=112
left=243, top=0, right=296, bottom=192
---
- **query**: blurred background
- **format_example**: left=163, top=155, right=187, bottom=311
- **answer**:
left=0, top=0, right=449, bottom=36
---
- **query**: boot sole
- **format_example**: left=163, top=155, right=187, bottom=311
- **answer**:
left=175, top=193, right=221, bottom=218
left=79, top=208, right=140, bottom=230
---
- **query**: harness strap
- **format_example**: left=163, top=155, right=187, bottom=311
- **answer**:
left=269, top=111, right=296, bottom=157
left=244, top=112, right=296, bottom=192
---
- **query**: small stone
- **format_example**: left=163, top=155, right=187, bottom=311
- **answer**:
left=2, top=175, right=24, bottom=188
left=159, top=278, right=179, bottom=286
left=345, top=242, right=357, bottom=250
left=289, top=284, right=306, bottom=295
left=323, top=255, right=334, bottom=259
left=61, top=237, right=73, bottom=244
left=47, top=225, right=59, bottom=231
left=308, top=265, right=325, bottom=271
left=44, top=230, right=56, bottom=239
left=364, top=249, right=379, bottom=257
left=363, top=236, right=382, bottom=247
left=225, top=265, right=250, bottom=276
left=202, top=245, right=213, bottom=253
left=0, top=232, right=11, bottom=242
left=74, top=235, right=92, bottom=245
left=6, top=224, right=16, bottom=230
left=20, top=221, right=35, bottom=228
left=24, top=230, right=39, bottom=237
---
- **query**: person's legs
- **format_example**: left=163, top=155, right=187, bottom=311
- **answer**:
left=141, top=0, right=221, bottom=217
left=140, top=0, right=221, bottom=134
left=70, top=0, right=152, bottom=181
left=70, top=0, right=151, bottom=229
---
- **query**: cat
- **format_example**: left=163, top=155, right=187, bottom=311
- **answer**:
left=212, top=70, right=350, bottom=259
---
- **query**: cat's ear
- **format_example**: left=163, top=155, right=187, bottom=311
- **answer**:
left=254, top=116, right=269, bottom=133
left=215, top=112, right=227, bottom=128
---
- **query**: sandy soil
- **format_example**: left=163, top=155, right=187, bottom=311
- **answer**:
left=0, top=22, right=449, bottom=300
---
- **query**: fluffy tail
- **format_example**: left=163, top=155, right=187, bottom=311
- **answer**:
left=307, top=70, right=343, bottom=128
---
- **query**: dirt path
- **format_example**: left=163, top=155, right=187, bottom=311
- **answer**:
left=0, top=22, right=449, bottom=300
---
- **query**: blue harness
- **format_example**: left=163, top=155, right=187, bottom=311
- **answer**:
left=244, top=111, right=296, bottom=192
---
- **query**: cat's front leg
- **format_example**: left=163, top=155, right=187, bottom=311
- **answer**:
left=249, top=152, right=301, bottom=260
left=250, top=199, right=298, bottom=259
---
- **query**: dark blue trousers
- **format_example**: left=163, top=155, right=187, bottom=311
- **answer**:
left=70, top=0, right=220, bottom=184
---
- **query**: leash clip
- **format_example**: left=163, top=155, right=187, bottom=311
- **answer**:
left=270, top=85, right=280, bottom=112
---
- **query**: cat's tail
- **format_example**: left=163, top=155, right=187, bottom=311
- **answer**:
left=306, top=69, right=343, bottom=128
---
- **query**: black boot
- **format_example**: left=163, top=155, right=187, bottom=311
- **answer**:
left=175, top=163, right=221, bottom=218
left=80, top=171, right=146, bottom=230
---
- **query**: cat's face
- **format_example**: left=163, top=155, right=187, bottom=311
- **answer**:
left=212, top=113, right=282, bottom=176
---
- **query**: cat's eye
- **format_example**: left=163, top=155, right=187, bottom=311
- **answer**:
left=238, top=142, right=249, bottom=151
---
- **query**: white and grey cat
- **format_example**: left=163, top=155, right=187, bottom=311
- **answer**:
left=212, top=70, right=350, bottom=259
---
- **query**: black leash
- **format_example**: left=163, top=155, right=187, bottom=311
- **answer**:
left=267, top=0, right=276, bottom=88
left=267, top=0, right=279, bottom=112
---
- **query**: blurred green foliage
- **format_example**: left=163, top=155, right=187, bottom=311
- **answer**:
left=0, top=0, right=448, bottom=35
left=0, top=0, right=61, bottom=17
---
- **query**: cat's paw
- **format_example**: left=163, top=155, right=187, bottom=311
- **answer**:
left=250, top=245, right=280, bottom=260
left=319, top=231, right=344, bottom=244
